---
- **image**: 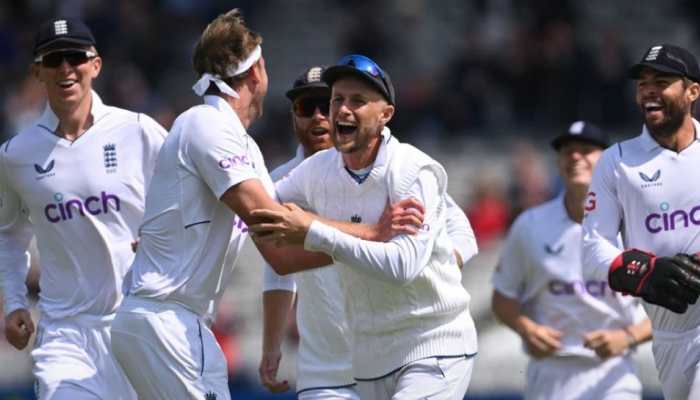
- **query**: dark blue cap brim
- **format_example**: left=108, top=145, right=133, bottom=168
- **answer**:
left=550, top=135, right=609, bottom=150
left=322, top=65, right=394, bottom=105
left=628, top=62, right=698, bottom=81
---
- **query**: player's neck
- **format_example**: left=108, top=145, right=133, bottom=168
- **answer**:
left=564, top=187, right=587, bottom=223
left=652, top=115, right=696, bottom=152
left=51, top=93, right=94, bottom=141
left=228, top=94, right=257, bottom=129
left=342, top=136, right=381, bottom=170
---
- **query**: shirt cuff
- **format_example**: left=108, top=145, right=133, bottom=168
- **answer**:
left=304, top=220, right=336, bottom=254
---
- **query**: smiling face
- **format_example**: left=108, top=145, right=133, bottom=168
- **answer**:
left=32, top=45, right=101, bottom=112
left=635, top=67, right=699, bottom=138
left=329, top=76, right=394, bottom=166
left=556, top=140, right=603, bottom=189
left=291, top=89, right=332, bottom=156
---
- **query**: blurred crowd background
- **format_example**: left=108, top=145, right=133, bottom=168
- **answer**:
left=1, top=0, right=699, bottom=398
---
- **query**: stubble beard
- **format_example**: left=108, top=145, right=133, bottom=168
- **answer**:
left=645, top=98, right=687, bottom=139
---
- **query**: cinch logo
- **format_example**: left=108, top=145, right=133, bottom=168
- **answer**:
left=218, top=154, right=250, bottom=169
left=232, top=216, right=248, bottom=233
left=44, top=191, right=121, bottom=223
left=645, top=202, right=700, bottom=233
left=548, top=279, right=610, bottom=298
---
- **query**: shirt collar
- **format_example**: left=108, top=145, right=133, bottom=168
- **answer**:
left=203, top=94, right=246, bottom=134
left=296, top=144, right=306, bottom=160
left=640, top=118, right=700, bottom=152
left=36, top=90, right=108, bottom=131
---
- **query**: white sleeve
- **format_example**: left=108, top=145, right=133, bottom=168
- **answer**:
left=274, top=158, right=312, bottom=209
left=137, top=113, right=168, bottom=190
left=445, top=193, right=478, bottom=264
left=304, top=168, right=443, bottom=285
left=187, top=117, right=259, bottom=199
left=263, top=261, right=297, bottom=292
left=491, top=214, right=530, bottom=300
left=582, top=150, right=624, bottom=281
left=0, top=152, right=33, bottom=314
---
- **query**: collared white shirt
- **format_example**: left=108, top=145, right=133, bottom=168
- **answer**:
left=582, top=120, right=700, bottom=332
left=126, top=95, right=275, bottom=317
left=0, top=91, right=166, bottom=320
left=494, top=196, right=643, bottom=358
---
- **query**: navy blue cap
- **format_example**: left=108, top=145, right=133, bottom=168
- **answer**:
left=629, top=44, right=700, bottom=83
left=34, top=18, right=96, bottom=54
left=322, top=54, right=395, bottom=105
left=286, top=65, right=330, bottom=100
left=551, top=121, right=610, bottom=150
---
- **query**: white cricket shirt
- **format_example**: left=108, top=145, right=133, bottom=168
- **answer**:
left=277, top=128, right=477, bottom=379
left=493, top=196, right=643, bottom=358
left=582, top=121, right=700, bottom=332
left=125, top=95, right=275, bottom=317
left=0, top=92, right=166, bottom=320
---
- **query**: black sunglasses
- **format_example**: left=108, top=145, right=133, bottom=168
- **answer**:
left=34, top=49, right=97, bottom=68
left=293, top=97, right=330, bottom=118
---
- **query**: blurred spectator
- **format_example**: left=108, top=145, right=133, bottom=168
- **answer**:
left=466, top=171, right=510, bottom=247
left=508, top=140, right=552, bottom=220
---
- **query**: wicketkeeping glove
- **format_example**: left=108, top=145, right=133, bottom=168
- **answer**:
left=608, top=249, right=700, bottom=313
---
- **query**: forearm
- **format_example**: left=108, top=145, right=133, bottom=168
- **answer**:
left=625, top=318, right=652, bottom=346
left=262, top=290, right=295, bottom=353
left=0, top=230, right=33, bottom=314
left=313, top=214, right=377, bottom=240
left=304, top=220, right=429, bottom=285
left=492, top=290, right=533, bottom=337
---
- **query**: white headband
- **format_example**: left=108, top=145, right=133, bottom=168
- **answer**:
left=192, top=45, right=262, bottom=98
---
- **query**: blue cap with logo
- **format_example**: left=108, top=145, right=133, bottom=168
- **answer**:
left=34, top=18, right=96, bottom=55
left=551, top=120, right=610, bottom=150
left=322, top=54, right=395, bottom=105
left=628, top=44, right=700, bottom=83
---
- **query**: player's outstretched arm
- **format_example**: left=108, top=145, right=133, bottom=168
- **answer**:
left=221, top=179, right=332, bottom=275
left=492, top=290, right=562, bottom=359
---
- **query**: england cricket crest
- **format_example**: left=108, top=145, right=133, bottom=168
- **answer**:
left=204, top=392, right=217, bottom=400
left=103, top=143, right=117, bottom=173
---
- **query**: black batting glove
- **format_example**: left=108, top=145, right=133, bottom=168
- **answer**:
left=608, top=249, right=700, bottom=314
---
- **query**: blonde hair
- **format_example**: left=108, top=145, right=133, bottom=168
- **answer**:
left=192, top=9, right=262, bottom=86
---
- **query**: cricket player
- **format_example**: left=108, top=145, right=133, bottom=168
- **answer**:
left=582, top=44, right=700, bottom=400
left=493, top=121, right=652, bottom=400
left=110, top=12, right=414, bottom=400
left=249, top=54, right=478, bottom=400
left=259, top=66, right=478, bottom=399
left=0, top=18, right=167, bottom=399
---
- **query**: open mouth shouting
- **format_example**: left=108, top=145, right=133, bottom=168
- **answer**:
left=335, top=121, right=357, bottom=136
left=643, top=100, right=665, bottom=120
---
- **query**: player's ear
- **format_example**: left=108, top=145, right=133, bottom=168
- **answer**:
left=90, top=55, right=102, bottom=79
left=687, top=81, right=700, bottom=103
left=378, top=103, right=395, bottom=125
left=30, top=63, right=42, bottom=81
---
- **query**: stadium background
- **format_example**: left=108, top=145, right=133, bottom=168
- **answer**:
left=1, top=0, right=699, bottom=398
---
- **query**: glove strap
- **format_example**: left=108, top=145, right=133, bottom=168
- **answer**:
left=609, top=249, right=656, bottom=295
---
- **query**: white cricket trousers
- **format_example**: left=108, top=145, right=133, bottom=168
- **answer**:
left=524, top=355, right=641, bottom=400
left=355, top=355, right=474, bottom=400
left=297, top=386, right=360, bottom=400
left=652, top=325, right=700, bottom=400
left=111, top=296, right=230, bottom=400
left=32, top=313, right=136, bottom=400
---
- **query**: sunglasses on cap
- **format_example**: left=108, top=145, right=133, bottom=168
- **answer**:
left=34, top=49, right=97, bottom=68
left=337, top=54, right=386, bottom=79
left=293, top=97, right=330, bottom=118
